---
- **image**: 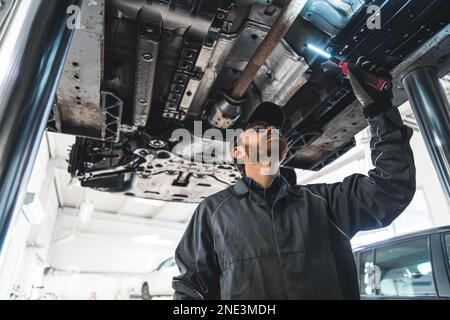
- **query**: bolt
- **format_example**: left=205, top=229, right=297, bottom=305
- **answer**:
left=143, top=53, right=153, bottom=62
left=139, top=99, right=147, bottom=105
left=223, top=21, right=232, bottom=32
left=438, top=55, right=448, bottom=64
left=264, top=5, right=277, bottom=16
left=150, top=140, right=166, bottom=148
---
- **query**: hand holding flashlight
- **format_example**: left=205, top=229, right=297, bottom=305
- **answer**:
left=307, top=44, right=394, bottom=117
left=345, top=57, right=394, bottom=118
left=307, top=44, right=392, bottom=92
left=337, top=59, right=392, bottom=92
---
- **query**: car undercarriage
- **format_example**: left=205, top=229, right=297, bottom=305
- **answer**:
left=48, top=0, right=450, bottom=202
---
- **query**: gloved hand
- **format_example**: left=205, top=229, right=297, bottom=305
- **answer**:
left=347, top=57, right=394, bottom=118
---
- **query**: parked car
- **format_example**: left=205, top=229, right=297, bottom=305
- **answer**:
left=141, top=257, right=178, bottom=300
left=353, top=226, right=450, bottom=299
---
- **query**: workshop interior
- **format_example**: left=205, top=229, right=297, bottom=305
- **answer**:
left=1, top=0, right=450, bottom=301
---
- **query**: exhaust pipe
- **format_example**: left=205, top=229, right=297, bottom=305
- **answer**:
left=208, top=0, right=308, bottom=129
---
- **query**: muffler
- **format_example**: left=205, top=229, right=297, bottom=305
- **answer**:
left=208, top=0, right=308, bottom=129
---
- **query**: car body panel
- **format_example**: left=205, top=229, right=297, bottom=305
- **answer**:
left=142, top=257, right=178, bottom=298
left=353, top=226, right=450, bottom=299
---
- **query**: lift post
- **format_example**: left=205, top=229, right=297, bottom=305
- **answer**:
left=403, top=67, right=450, bottom=199
left=0, top=0, right=79, bottom=259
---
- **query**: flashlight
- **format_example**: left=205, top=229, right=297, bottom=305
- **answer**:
left=307, top=44, right=392, bottom=92
left=307, top=43, right=332, bottom=59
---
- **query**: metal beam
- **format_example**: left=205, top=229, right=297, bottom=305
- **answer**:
left=402, top=67, right=450, bottom=199
left=0, top=0, right=79, bottom=256
left=132, top=6, right=162, bottom=127
left=392, top=23, right=450, bottom=107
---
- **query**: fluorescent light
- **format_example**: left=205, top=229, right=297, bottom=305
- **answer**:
left=134, top=234, right=159, bottom=242
left=53, top=234, right=76, bottom=246
left=307, top=43, right=332, bottom=59
left=78, top=201, right=94, bottom=224
left=144, top=239, right=174, bottom=246
left=133, top=198, right=165, bottom=207
left=133, top=234, right=174, bottom=246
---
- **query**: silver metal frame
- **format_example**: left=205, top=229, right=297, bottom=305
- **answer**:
left=0, top=0, right=79, bottom=256
left=55, top=0, right=105, bottom=140
left=393, top=23, right=450, bottom=200
left=403, top=67, right=450, bottom=199
left=132, top=6, right=161, bottom=128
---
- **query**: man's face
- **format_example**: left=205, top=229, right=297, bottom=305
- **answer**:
left=233, top=121, right=288, bottom=173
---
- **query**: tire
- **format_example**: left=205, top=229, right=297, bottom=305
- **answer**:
left=141, top=283, right=152, bottom=300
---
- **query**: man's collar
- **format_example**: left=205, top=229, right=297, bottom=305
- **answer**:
left=243, top=175, right=281, bottom=191
left=233, top=179, right=250, bottom=196
left=233, top=174, right=294, bottom=197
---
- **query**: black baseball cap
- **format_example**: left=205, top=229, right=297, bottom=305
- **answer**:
left=245, top=102, right=285, bottom=129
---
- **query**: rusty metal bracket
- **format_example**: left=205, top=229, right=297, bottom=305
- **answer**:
left=132, top=6, right=163, bottom=127
left=230, top=0, right=307, bottom=100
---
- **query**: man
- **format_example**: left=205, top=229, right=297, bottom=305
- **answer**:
left=172, top=60, right=416, bottom=299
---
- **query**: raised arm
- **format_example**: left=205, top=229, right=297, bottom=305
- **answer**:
left=316, top=58, right=416, bottom=238
left=322, top=106, right=416, bottom=238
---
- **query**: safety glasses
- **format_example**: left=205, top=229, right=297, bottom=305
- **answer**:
left=246, top=121, right=281, bottom=133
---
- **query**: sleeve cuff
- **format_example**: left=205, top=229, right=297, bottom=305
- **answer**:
left=363, top=101, right=394, bottom=119
left=367, top=106, right=405, bottom=128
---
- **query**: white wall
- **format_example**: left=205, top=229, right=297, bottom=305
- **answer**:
left=0, top=211, right=31, bottom=299
left=0, top=134, right=61, bottom=300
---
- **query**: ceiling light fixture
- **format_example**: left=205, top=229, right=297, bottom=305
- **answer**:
left=133, top=234, right=174, bottom=246
left=78, top=201, right=95, bottom=224
left=133, top=198, right=165, bottom=207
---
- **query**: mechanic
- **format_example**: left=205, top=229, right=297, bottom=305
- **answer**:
left=172, top=59, right=416, bottom=300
